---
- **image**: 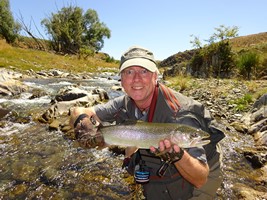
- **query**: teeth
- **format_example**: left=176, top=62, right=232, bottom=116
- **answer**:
left=133, top=86, right=142, bottom=89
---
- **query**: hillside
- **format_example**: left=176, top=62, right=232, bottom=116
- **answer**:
left=230, top=32, right=267, bottom=49
left=159, top=32, right=267, bottom=69
left=0, top=32, right=267, bottom=75
left=0, top=39, right=119, bottom=74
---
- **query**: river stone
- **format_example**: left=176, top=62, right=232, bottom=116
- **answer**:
left=252, top=93, right=267, bottom=110
left=0, top=107, right=10, bottom=119
left=0, top=69, right=28, bottom=96
left=230, top=121, right=248, bottom=133
left=49, top=119, right=60, bottom=131
left=243, top=146, right=267, bottom=168
left=232, top=182, right=267, bottom=200
left=11, top=161, right=39, bottom=182
left=248, top=118, right=267, bottom=134
left=250, top=106, right=267, bottom=123
left=254, top=130, right=267, bottom=146
left=8, top=183, right=28, bottom=199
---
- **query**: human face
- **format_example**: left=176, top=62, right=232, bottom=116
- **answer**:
left=121, top=66, right=158, bottom=107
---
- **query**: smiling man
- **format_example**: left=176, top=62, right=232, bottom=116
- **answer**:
left=70, top=46, right=225, bottom=199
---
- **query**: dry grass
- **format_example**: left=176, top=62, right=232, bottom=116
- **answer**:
left=230, top=32, right=267, bottom=49
left=164, top=75, right=193, bottom=92
left=230, top=32, right=267, bottom=58
left=0, top=39, right=119, bottom=73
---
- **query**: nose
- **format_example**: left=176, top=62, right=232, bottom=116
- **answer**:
left=132, top=71, right=142, bottom=81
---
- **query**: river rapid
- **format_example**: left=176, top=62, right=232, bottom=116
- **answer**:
left=0, top=75, right=265, bottom=199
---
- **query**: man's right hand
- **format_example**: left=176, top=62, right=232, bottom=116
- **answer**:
left=74, top=115, right=105, bottom=148
left=70, top=106, right=104, bottom=148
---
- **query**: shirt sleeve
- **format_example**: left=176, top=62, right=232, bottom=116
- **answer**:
left=187, top=147, right=207, bottom=163
left=94, top=95, right=125, bottom=122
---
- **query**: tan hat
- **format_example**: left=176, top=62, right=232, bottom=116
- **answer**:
left=119, top=46, right=159, bottom=73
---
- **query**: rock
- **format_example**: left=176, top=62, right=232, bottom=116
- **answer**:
left=49, top=119, right=60, bottom=131
left=29, top=88, right=48, bottom=99
left=52, top=86, right=109, bottom=103
left=0, top=69, right=28, bottom=96
left=248, top=118, right=267, bottom=134
left=243, top=146, right=267, bottom=168
left=230, top=121, right=248, bottom=133
left=250, top=106, right=267, bottom=122
left=92, top=88, right=109, bottom=101
left=254, top=130, right=267, bottom=146
left=252, top=93, right=267, bottom=110
left=11, top=160, right=39, bottom=182
left=111, top=85, right=122, bottom=91
left=53, top=87, right=87, bottom=102
left=0, top=78, right=28, bottom=96
left=232, top=182, right=267, bottom=200
left=0, top=107, right=10, bottom=119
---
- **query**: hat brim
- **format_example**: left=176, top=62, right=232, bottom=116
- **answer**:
left=120, top=58, right=159, bottom=73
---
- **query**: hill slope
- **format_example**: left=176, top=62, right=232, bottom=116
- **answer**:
left=1, top=32, right=267, bottom=74
left=230, top=32, right=267, bottom=49
left=0, top=39, right=118, bottom=74
left=160, top=32, right=267, bottom=68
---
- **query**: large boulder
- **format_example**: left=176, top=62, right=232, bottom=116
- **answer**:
left=241, top=94, right=267, bottom=168
left=0, top=69, right=28, bottom=96
left=38, top=86, right=109, bottom=129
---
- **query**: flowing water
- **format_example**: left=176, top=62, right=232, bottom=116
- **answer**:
left=0, top=76, right=262, bottom=199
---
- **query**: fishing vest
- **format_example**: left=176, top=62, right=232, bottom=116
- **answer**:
left=102, top=83, right=225, bottom=163
left=94, top=83, right=225, bottom=199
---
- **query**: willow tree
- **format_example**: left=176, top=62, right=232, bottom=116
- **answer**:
left=41, top=6, right=111, bottom=55
left=0, top=0, right=20, bottom=43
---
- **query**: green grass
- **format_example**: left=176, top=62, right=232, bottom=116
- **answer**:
left=0, top=39, right=119, bottom=74
left=230, top=93, right=253, bottom=111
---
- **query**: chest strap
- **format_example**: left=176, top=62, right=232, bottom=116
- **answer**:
left=159, top=84, right=181, bottom=114
left=148, top=84, right=159, bottom=122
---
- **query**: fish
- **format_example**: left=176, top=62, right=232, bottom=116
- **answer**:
left=98, top=121, right=210, bottom=149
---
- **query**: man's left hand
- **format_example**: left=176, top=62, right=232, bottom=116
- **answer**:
left=150, top=139, right=184, bottom=163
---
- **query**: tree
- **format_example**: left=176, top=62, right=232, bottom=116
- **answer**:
left=208, top=25, right=239, bottom=42
left=41, top=6, right=111, bottom=55
left=0, top=0, right=20, bottom=43
left=189, top=25, right=238, bottom=78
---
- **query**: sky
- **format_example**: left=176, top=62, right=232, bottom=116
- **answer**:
left=9, top=0, right=267, bottom=60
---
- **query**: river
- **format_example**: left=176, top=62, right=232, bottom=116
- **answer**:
left=0, top=75, right=263, bottom=199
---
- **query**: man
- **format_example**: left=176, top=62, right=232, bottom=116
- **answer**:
left=70, top=46, right=225, bottom=199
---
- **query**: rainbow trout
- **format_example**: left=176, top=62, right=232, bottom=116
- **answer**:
left=98, top=121, right=210, bottom=149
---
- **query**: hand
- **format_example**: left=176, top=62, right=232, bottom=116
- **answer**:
left=74, top=115, right=104, bottom=148
left=74, top=116, right=94, bottom=135
left=150, top=139, right=184, bottom=163
left=69, top=107, right=99, bottom=128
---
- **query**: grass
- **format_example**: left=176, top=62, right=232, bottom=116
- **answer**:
left=164, top=75, right=193, bottom=92
left=228, top=93, right=253, bottom=111
left=0, top=39, right=119, bottom=74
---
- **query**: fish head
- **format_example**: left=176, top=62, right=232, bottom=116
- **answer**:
left=170, top=125, right=210, bottom=148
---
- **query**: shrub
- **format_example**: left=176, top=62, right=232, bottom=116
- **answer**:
left=237, top=51, right=260, bottom=79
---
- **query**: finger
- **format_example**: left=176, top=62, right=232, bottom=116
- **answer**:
left=164, top=139, right=172, bottom=149
left=159, top=140, right=165, bottom=151
left=149, top=146, right=156, bottom=153
left=173, top=144, right=181, bottom=153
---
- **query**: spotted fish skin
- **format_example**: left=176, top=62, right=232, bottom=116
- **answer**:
left=98, top=121, right=210, bottom=149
